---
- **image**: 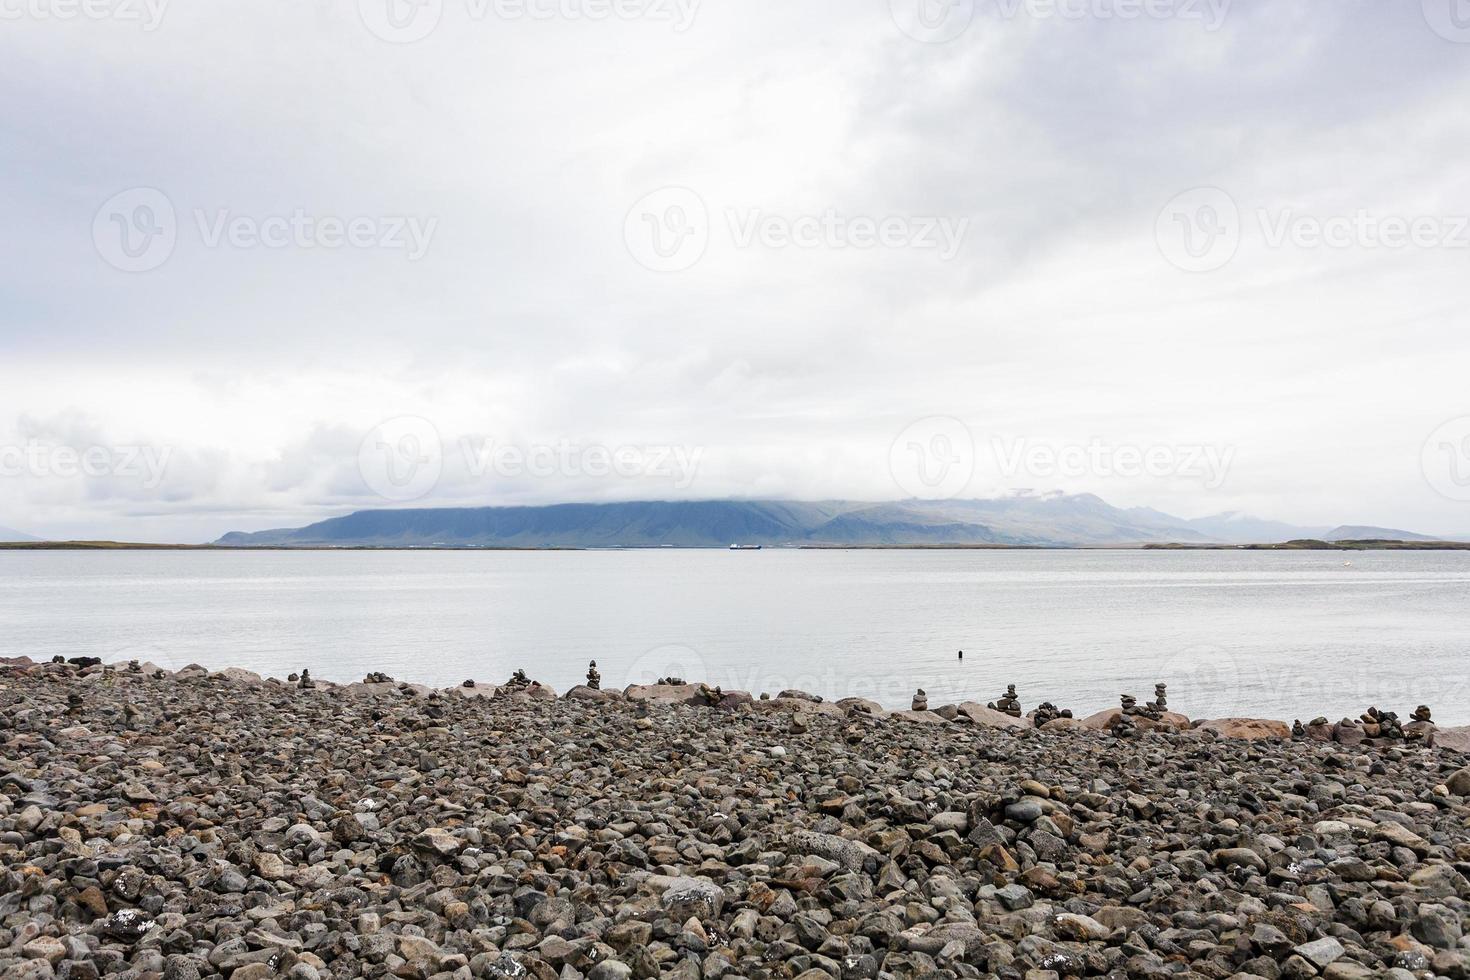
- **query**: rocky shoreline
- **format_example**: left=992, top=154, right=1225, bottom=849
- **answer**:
left=5, top=658, right=1470, bottom=980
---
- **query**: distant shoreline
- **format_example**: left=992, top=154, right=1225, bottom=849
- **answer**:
left=4, top=539, right=1470, bottom=552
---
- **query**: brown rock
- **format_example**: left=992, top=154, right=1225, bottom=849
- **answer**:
left=1195, top=718, right=1291, bottom=740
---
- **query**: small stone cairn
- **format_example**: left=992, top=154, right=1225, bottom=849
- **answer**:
left=586, top=661, right=601, bottom=690
left=1032, top=702, right=1073, bottom=728
left=1121, top=683, right=1167, bottom=722
left=987, top=684, right=1022, bottom=718
left=911, top=688, right=928, bottom=712
left=298, top=668, right=314, bottom=690
left=364, top=671, right=393, bottom=684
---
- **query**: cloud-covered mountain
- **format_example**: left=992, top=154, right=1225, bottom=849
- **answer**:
left=0, top=525, right=40, bottom=542
left=216, top=493, right=1430, bottom=549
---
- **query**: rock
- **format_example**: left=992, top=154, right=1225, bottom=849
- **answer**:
left=1446, top=767, right=1470, bottom=796
left=1053, top=914, right=1110, bottom=941
left=22, top=938, right=66, bottom=964
left=956, top=702, right=1030, bottom=729
left=658, top=877, right=726, bottom=920
left=1196, top=718, right=1292, bottom=740
left=413, top=827, right=463, bottom=856
left=788, top=830, right=880, bottom=872
left=1295, top=938, right=1346, bottom=970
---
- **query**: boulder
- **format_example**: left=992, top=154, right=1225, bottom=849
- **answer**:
left=565, top=685, right=619, bottom=702
left=956, top=702, right=1029, bottom=729
left=1437, top=726, right=1470, bottom=754
left=623, top=683, right=701, bottom=704
left=752, top=697, right=847, bottom=718
left=1081, top=708, right=1190, bottom=732
left=1195, top=718, right=1291, bottom=741
left=215, top=667, right=264, bottom=685
left=889, top=709, right=948, bottom=725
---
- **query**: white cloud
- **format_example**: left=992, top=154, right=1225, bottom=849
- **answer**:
left=3, top=0, right=1469, bottom=540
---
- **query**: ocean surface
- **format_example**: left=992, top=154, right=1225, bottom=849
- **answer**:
left=3, top=548, right=1469, bottom=724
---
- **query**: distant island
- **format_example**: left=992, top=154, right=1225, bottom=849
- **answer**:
left=6, top=494, right=1463, bottom=551
left=201, top=495, right=1462, bottom=550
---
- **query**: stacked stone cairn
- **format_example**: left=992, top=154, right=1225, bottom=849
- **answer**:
left=911, top=688, right=928, bottom=712
left=1032, top=701, right=1073, bottom=727
left=585, top=660, right=601, bottom=690
left=987, top=684, right=1022, bottom=718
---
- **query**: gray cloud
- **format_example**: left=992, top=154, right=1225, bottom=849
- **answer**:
left=2, top=0, right=1469, bottom=541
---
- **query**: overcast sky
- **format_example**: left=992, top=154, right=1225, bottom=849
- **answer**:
left=2, top=0, right=1469, bottom=542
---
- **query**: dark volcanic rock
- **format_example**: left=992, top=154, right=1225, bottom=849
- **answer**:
left=1, top=662, right=1468, bottom=980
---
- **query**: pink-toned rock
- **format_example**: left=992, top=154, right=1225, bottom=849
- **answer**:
left=752, top=697, right=847, bottom=717
left=1041, top=717, right=1088, bottom=733
left=624, top=683, right=701, bottom=704
left=564, top=685, right=619, bottom=702
left=1437, top=726, right=1470, bottom=754
left=1196, top=718, right=1291, bottom=741
left=890, top=709, right=949, bottom=725
left=499, top=682, right=556, bottom=700
left=956, top=703, right=1029, bottom=729
left=1080, top=709, right=1190, bottom=733
left=341, top=681, right=405, bottom=698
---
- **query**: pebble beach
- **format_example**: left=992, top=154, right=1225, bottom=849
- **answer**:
left=5, top=657, right=1470, bottom=980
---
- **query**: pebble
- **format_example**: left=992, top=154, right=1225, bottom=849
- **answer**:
left=3, top=659, right=1470, bottom=980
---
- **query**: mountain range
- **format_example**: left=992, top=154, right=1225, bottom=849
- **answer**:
left=212, top=494, right=1446, bottom=549
left=0, top=525, right=39, bottom=543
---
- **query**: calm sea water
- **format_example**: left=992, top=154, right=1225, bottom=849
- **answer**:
left=3, top=549, right=1469, bottom=724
